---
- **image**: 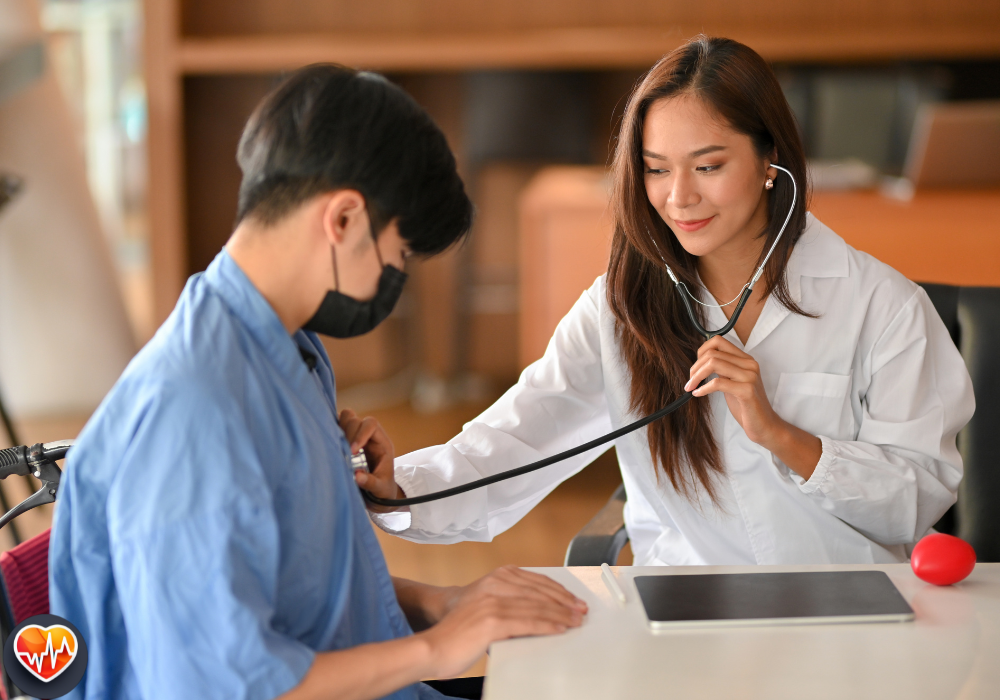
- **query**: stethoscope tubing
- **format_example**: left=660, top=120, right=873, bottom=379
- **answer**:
left=363, top=389, right=696, bottom=507
left=364, top=239, right=752, bottom=508
left=678, top=282, right=753, bottom=341
left=362, top=165, right=796, bottom=508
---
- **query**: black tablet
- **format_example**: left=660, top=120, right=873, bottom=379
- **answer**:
left=634, top=570, right=914, bottom=629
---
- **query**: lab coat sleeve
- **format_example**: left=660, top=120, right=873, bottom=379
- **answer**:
left=105, top=382, right=314, bottom=700
left=375, top=278, right=612, bottom=543
left=796, top=288, right=975, bottom=546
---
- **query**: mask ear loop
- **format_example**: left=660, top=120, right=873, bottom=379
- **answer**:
left=330, top=245, right=341, bottom=292
left=330, top=215, right=387, bottom=294
left=367, top=212, right=391, bottom=271
left=372, top=234, right=386, bottom=269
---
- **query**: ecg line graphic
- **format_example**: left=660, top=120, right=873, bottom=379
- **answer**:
left=16, top=629, right=75, bottom=679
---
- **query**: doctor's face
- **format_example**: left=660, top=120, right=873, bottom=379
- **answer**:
left=642, top=94, right=774, bottom=261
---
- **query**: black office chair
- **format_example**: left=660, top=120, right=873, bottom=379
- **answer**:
left=565, top=283, right=1000, bottom=566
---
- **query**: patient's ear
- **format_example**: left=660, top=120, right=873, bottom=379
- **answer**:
left=320, top=189, right=368, bottom=247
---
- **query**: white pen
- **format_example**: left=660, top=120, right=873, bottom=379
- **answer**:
left=601, top=562, right=627, bottom=606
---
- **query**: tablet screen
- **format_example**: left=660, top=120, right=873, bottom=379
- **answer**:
left=634, top=571, right=914, bottom=629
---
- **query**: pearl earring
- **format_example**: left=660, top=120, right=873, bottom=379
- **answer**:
left=765, top=178, right=774, bottom=190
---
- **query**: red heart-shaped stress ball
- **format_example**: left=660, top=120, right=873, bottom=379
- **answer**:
left=911, top=533, right=976, bottom=586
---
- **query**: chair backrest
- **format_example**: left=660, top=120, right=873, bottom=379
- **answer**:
left=0, top=527, right=51, bottom=700
left=0, top=527, right=51, bottom=624
left=918, top=283, right=1000, bottom=561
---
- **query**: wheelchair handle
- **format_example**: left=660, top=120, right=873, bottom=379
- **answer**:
left=0, top=440, right=72, bottom=533
left=0, top=440, right=74, bottom=480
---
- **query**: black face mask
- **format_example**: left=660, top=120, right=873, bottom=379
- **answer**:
left=303, top=234, right=408, bottom=338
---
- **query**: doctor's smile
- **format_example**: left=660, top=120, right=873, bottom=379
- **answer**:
left=671, top=215, right=715, bottom=232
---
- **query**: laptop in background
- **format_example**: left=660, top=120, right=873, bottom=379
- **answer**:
left=905, top=100, right=1000, bottom=188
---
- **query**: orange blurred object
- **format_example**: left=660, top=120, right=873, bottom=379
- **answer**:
left=518, top=167, right=612, bottom=368
left=808, top=189, right=1000, bottom=288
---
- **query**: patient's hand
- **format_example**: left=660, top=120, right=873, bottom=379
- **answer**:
left=419, top=567, right=588, bottom=679
left=436, top=566, right=588, bottom=624
left=338, top=408, right=406, bottom=512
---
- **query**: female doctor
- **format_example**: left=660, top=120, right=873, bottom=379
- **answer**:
left=345, top=36, right=975, bottom=566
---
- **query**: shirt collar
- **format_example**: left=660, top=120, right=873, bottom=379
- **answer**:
left=203, top=248, right=312, bottom=383
left=202, top=249, right=348, bottom=467
left=696, top=212, right=850, bottom=351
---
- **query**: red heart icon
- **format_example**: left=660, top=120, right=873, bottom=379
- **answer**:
left=911, top=533, right=977, bottom=586
left=13, top=624, right=78, bottom=682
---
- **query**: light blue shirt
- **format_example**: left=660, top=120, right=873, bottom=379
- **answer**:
left=50, top=250, right=447, bottom=700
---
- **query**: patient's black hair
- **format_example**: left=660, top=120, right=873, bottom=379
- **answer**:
left=236, top=64, right=473, bottom=255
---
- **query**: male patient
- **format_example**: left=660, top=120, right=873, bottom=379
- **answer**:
left=49, top=65, right=586, bottom=700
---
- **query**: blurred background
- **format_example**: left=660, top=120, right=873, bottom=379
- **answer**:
left=1, top=0, right=999, bottom=640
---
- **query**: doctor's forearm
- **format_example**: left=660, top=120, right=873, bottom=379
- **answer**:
left=766, top=420, right=822, bottom=480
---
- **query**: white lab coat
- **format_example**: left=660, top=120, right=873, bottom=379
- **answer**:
left=377, top=214, right=975, bottom=565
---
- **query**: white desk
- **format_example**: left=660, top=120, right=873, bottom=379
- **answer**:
left=483, top=564, right=1000, bottom=700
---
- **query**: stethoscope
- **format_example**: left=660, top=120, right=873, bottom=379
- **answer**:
left=364, top=164, right=797, bottom=507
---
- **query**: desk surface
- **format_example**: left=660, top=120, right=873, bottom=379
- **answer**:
left=809, top=190, right=1000, bottom=288
left=483, top=564, right=1000, bottom=700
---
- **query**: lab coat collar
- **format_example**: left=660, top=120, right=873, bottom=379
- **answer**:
left=785, top=213, right=850, bottom=303
left=697, top=213, right=849, bottom=351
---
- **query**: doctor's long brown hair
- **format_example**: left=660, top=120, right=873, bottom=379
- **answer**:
left=606, top=36, right=810, bottom=504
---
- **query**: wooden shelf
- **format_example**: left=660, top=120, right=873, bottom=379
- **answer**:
left=176, top=26, right=1000, bottom=74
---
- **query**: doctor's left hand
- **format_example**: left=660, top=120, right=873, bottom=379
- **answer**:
left=684, top=335, right=782, bottom=446
left=338, top=408, right=406, bottom=512
left=684, top=335, right=822, bottom=479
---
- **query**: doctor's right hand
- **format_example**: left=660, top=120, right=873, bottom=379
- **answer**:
left=338, top=408, right=406, bottom=512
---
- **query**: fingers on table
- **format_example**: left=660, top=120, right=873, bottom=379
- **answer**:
left=477, top=596, right=584, bottom=638
left=488, top=566, right=588, bottom=611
